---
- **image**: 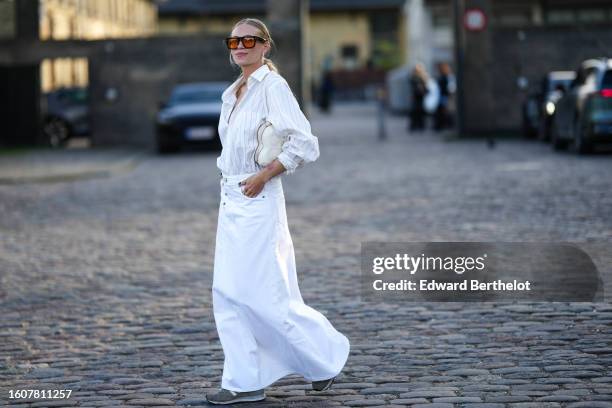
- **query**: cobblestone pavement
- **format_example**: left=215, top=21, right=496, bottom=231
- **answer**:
left=1, top=103, right=612, bottom=407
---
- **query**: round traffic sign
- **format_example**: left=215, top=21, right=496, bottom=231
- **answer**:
left=464, top=8, right=487, bottom=32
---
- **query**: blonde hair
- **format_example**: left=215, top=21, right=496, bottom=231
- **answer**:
left=229, top=18, right=279, bottom=76
left=414, top=62, right=429, bottom=82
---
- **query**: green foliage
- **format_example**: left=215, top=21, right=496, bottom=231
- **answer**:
left=371, top=39, right=402, bottom=70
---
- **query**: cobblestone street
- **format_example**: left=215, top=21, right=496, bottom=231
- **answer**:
left=1, top=103, right=612, bottom=407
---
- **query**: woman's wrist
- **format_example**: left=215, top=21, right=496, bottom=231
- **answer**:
left=258, top=167, right=273, bottom=183
left=259, top=159, right=285, bottom=182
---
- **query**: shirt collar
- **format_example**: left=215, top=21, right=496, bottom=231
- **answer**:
left=222, top=64, right=271, bottom=103
left=250, top=63, right=271, bottom=82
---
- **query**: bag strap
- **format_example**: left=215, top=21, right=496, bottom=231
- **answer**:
left=262, top=78, right=288, bottom=146
left=263, top=78, right=270, bottom=119
left=254, top=79, right=271, bottom=169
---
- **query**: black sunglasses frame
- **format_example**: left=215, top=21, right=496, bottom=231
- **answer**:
left=224, top=35, right=267, bottom=50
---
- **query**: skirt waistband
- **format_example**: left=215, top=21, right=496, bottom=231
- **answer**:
left=220, top=171, right=258, bottom=184
left=220, top=171, right=281, bottom=186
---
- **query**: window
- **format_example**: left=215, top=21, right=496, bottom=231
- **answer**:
left=546, top=9, right=575, bottom=25
left=0, top=0, right=15, bottom=39
left=433, top=14, right=451, bottom=28
left=341, top=45, right=359, bottom=70
left=577, top=9, right=606, bottom=23
left=497, top=13, right=530, bottom=26
left=369, top=11, right=397, bottom=34
left=341, top=45, right=358, bottom=59
left=492, top=4, right=532, bottom=26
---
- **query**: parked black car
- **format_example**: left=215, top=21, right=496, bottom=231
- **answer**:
left=521, top=71, right=575, bottom=139
left=155, top=82, right=229, bottom=154
left=537, top=71, right=576, bottom=141
left=40, top=87, right=90, bottom=147
left=551, top=58, right=612, bottom=153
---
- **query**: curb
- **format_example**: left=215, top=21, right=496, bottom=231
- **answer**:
left=0, top=152, right=146, bottom=185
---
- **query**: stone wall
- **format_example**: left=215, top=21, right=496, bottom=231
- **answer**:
left=88, top=34, right=237, bottom=148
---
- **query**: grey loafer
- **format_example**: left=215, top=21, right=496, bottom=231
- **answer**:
left=205, top=387, right=266, bottom=405
left=312, top=376, right=336, bottom=391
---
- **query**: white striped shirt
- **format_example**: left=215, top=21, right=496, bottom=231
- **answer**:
left=216, top=64, right=320, bottom=176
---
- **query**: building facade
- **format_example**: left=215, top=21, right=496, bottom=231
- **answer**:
left=0, top=0, right=159, bottom=146
left=38, top=0, right=158, bottom=92
left=417, top=0, right=612, bottom=73
left=40, top=0, right=157, bottom=41
left=157, top=0, right=407, bottom=96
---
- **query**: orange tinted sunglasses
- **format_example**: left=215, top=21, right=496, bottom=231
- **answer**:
left=225, top=35, right=267, bottom=50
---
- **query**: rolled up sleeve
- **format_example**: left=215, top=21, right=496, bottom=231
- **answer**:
left=266, top=80, right=320, bottom=174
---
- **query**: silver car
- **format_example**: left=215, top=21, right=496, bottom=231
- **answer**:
left=551, top=58, right=612, bottom=153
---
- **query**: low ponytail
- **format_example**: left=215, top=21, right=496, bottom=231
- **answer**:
left=263, top=57, right=278, bottom=73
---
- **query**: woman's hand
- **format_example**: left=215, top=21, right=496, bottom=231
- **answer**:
left=239, top=173, right=268, bottom=198
left=239, top=160, right=288, bottom=197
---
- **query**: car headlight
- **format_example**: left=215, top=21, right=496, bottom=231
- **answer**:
left=545, top=101, right=556, bottom=116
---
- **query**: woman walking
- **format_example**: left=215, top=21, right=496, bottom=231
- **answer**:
left=206, top=18, right=351, bottom=405
left=409, top=63, right=429, bottom=132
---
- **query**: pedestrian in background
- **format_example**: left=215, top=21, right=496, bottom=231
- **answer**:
left=409, top=63, right=429, bottom=132
left=319, top=69, right=335, bottom=113
left=434, top=62, right=456, bottom=131
left=207, top=17, right=350, bottom=405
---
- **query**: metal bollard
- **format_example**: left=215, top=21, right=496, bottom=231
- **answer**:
left=377, top=86, right=387, bottom=141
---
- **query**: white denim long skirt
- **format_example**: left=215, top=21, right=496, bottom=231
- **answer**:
left=212, top=171, right=350, bottom=392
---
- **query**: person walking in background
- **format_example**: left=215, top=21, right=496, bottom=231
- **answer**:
left=409, top=63, right=429, bottom=132
left=434, top=62, right=456, bottom=131
left=206, top=17, right=350, bottom=405
left=318, top=69, right=335, bottom=113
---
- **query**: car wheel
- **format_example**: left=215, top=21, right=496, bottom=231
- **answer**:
left=43, top=117, right=71, bottom=148
left=551, top=118, right=567, bottom=151
left=573, top=120, right=592, bottom=155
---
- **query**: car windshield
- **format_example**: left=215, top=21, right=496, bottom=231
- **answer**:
left=169, top=87, right=224, bottom=105
left=548, top=78, right=573, bottom=93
